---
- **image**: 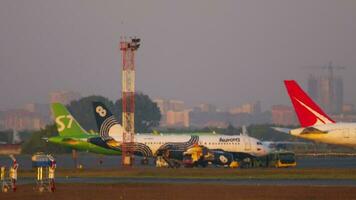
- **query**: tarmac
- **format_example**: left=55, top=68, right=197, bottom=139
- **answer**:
left=1, top=154, right=356, bottom=199
left=1, top=183, right=356, bottom=200
left=15, top=176, right=356, bottom=186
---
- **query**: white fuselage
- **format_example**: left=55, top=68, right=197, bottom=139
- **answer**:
left=290, top=123, right=356, bottom=147
left=111, top=132, right=270, bottom=157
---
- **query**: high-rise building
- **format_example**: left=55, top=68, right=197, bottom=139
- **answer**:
left=319, top=77, right=333, bottom=113
left=342, top=104, right=354, bottom=113
left=154, top=99, right=169, bottom=114
left=196, top=103, right=217, bottom=113
left=154, top=98, right=186, bottom=127
left=307, top=75, right=319, bottom=101
left=271, top=105, right=297, bottom=126
left=24, top=103, right=51, bottom=122
left=3, top=109, right=46, bottom=131
left=229, top=101, right=261, bottom=114
left=154, top=99, right=185, bottom=114
left=166, top=110, right=190, bottom=127
left=0, top=111, right=4, bottom=130
left=50, top=91, right=81, bottom=105
left=307, top=74, right=343, bottom=114
left=333, top=77, right=343, bottom=114
left=168, top=100, right=185, bottom=111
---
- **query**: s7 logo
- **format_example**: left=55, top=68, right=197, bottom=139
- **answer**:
left=55, top=115, right=74, bottom=132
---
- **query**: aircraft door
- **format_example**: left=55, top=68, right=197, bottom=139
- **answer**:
left=244, top=138, right=251, bottom=151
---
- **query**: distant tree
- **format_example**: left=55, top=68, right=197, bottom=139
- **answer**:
left=0, top=130, right=12, bottom=143
left=223, top=123, right=239, bottom=135
left=67, top=95, right=115, bottom=131
left=114, top=93, right=161, bottom=132
left=21, top=125, right=71, bottom=154
left=246, top=124, right=294, bottom=141
left=49, top=93, right=159, bottom=134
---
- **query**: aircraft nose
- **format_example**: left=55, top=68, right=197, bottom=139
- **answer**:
left=264, top=145, right=272, bottom=154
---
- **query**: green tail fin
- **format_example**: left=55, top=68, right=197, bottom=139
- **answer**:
left=51, top=103, right=88, bottom=137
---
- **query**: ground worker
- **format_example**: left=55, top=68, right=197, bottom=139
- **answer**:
left=1, top=166, right=8, bottom=192
left=9, top=157, right=18, bottom=192
left=0, top=166, right=4, bottom=181
left=48, top=160, right=56, bottom=192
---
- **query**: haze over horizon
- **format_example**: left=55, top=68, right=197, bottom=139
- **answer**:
left=1, top=0, right=355, bottom=111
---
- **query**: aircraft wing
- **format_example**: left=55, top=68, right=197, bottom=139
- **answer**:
left=271, top=127, right=291, bottom=134
left=300, top=127, right=328, bottom=134
left=273, top=141, right=311, bottom=145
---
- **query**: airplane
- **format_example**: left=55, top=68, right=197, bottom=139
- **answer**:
left=48, top=102, right=271, bottom=167
left=273, top=80, right=356, bottom=147
left=92, top=102, right=271, bottom=166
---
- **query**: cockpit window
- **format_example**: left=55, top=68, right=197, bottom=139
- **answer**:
left=257, top=142, right=263, bottom=145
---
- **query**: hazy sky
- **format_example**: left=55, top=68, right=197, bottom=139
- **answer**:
left=0, top=0, right=355, bottom=110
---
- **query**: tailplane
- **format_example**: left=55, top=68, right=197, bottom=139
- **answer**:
left=51, top=103, right=89, bottom=137
left=284, top=80, right=335, bottom=127
left=92, top=102, right=123, bottom=143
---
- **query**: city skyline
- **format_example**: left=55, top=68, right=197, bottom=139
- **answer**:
left=1, top=1, right=356, bottom=110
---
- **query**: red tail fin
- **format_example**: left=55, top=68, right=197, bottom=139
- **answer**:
left=284, top=80, right=335, bottom=127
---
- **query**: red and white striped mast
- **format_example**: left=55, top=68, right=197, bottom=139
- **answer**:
left=120, top=37, right=140, bottom=166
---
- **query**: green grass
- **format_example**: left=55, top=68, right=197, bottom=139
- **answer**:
left=18, top=168, right=356, bottom=180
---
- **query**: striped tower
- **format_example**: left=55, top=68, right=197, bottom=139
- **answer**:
left=120, top=37, right=140, bottom=166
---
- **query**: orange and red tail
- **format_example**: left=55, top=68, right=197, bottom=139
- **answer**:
left=284, top=80, right=335, bottom=127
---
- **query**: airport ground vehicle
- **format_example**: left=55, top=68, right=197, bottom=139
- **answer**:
left=258, top=151, right=297, bottom=168
left=182, top=145, right=238, bottom=168
left=32, top=153, right=56, bottom=192
left=182, top=146, right=211, bottom=167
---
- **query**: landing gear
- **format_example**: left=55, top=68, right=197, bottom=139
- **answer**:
left=155, top=155, right=181, bottom=168
left=141, top=157, right=149, bottom=165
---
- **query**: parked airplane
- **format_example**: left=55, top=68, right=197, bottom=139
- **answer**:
left=92, top=102, right=271, bottom=165
left=49, top=102, right=271, bottom=166
left=274, top=80, right=356, bottom=147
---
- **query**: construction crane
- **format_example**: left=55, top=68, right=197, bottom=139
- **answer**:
left=302, top=62, right=346, bottom=114
left=303, top=61, right=346, bottom=79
